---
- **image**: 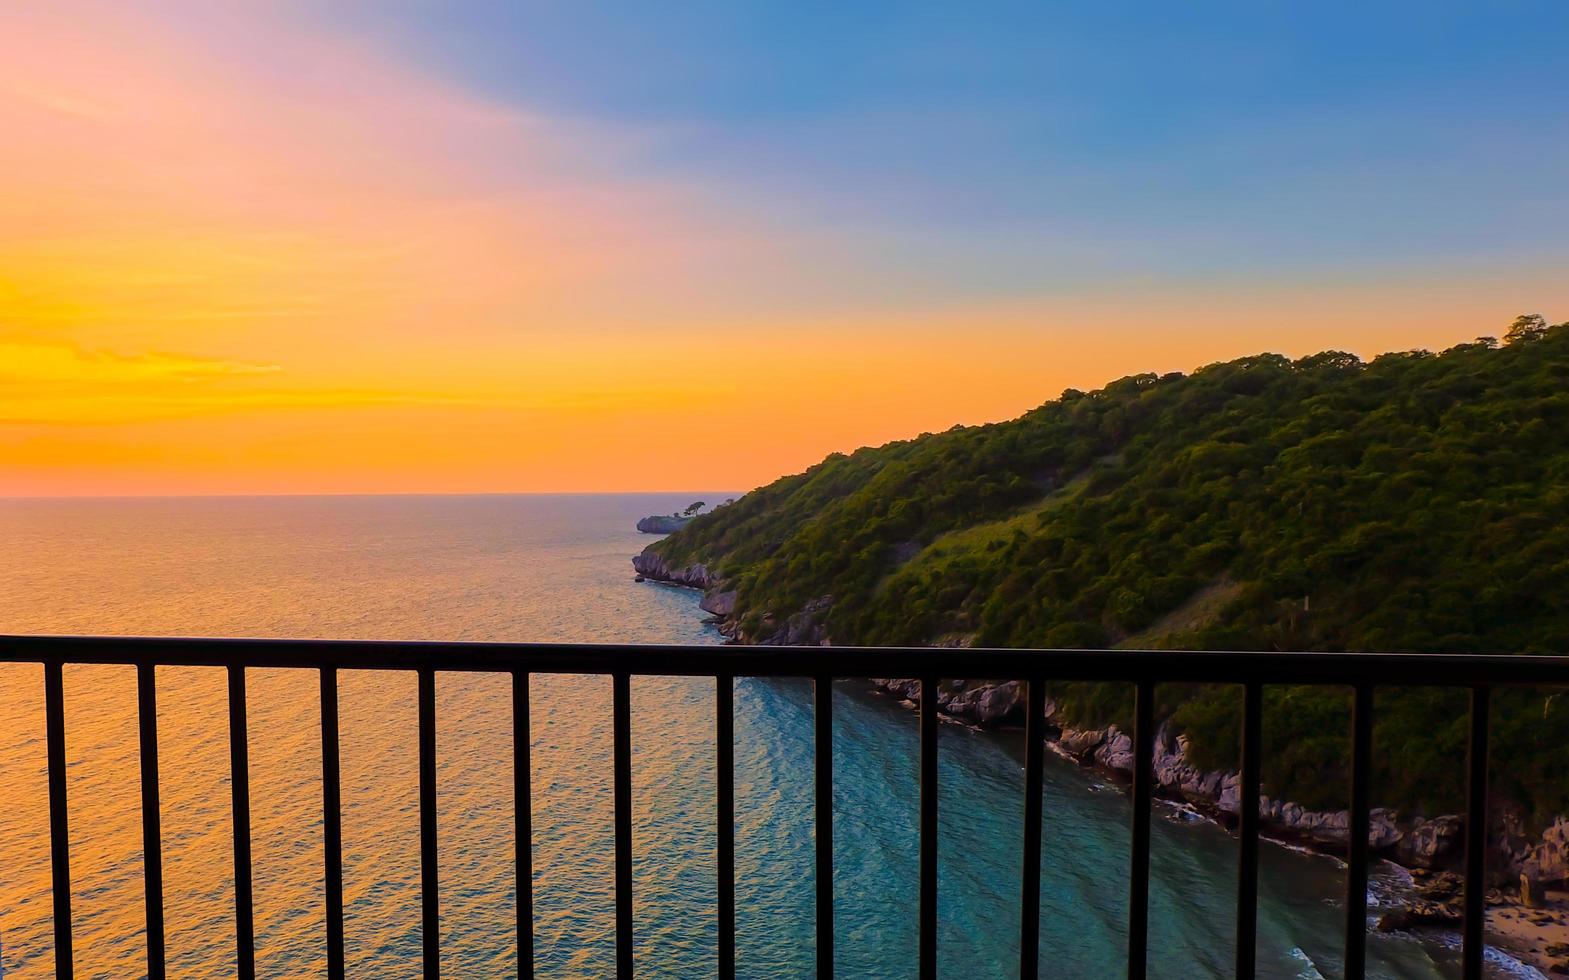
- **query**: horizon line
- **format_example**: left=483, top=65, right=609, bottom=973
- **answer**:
left=0, top=489, right=748, bottom=502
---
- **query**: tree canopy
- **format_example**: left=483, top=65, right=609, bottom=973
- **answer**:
left=651, top=318, right=1569, bottom=821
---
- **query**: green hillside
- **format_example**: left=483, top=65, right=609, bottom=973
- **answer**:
left=649, top=316, right=1569, bottom=819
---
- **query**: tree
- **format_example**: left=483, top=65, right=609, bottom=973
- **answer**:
left=683, top=501, right=706, bottom=517
left=1505, top=314, right=1548, bottom=345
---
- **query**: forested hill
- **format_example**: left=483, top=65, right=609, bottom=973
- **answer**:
left=646, top=315, right=1569, bottom=817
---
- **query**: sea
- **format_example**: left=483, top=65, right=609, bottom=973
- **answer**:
left=0, top=494, right=1534, bottom=978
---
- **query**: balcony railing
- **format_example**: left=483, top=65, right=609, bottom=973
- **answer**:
left=2, top=636, right=1565, bottom=979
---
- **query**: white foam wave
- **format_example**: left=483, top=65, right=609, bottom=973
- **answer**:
left=1286, top=946, right=1329, bottom=980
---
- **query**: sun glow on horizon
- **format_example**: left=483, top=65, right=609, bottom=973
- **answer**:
left=4, top=1, right=1567, bottom=496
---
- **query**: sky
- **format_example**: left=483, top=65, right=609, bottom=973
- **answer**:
left=3, top=0, right=1567, bottom=496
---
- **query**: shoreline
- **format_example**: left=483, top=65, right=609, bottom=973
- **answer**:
left=870, top=679, right=1558, bottom=978
left=631, top=553, right=1565, bottom=976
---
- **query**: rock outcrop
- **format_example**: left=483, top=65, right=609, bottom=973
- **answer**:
left=631, top=549, right=715, bottom=589
left=1524, top=817, right=1569, bottom=885
left=751, top=595, right=834, bottom=646
left=636, top=515, right=694, bottom=534
left=1044, top=708, right=1463, bottom=863
left=1396, top=816, right=1465, bottom=869
left=868, top=677, right=1027, bottom=725
left=629, top=549, right=1567, bottom=900
left=1377, top=871, right=1465, bottom=932
left=700, top=589, right=738, bottom=618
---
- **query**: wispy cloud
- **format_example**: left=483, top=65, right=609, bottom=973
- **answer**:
left=1, top=342, right=279, bottom=386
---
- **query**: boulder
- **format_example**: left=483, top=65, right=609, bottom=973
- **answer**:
left=1095, top=727, right=1134, bottom=773
left=872, top=678, right=923, bottom=702
left=1376, top=899, right=1461, bottom=933
left=1397, top=816, right=1465, bottom=869
left=1370, top=809, right=1404, bottom=850
left=631, top=550, right=715, bottom=589
left=1058, top=728, right=1105, bottom=761
left=1524, top=817, right=1569, bottom=885
left=1216, top=774, right=1243, bottom=816
left=943, top=680, right=1025, bottom=725
left=974, top=682, right=1024, bottom=723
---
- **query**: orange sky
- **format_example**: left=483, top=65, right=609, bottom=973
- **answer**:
left=3, top=2, right=1565, bottom=496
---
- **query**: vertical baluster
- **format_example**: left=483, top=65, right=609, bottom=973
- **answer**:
left=919, top=675, right=939, bottom=980
left=1461, top=686, right=1490, bottom=980
left=1344, top=684, right=1373, bottom=980
left=716, top=675, right=736, bottom=980
left=137, top=663, right=166, bottom=980
left=44, top=660, right=74, bottom=980
left=321, top=667, right=345, bottom=980
left=514, top=671, right=535, bottom=980
left=419, top=667, right=440, bottom=979
left=1235, top=681, right=1262, bottom=980
left=613, top=671, right=634, bottom=978
left=815, top=673, right=834, bottom=979
left=229, top=664, right=256, bottom=980
left=1127, top=680, right=1155, bottom=980
left=1019, top=678, right=1046, bottom=980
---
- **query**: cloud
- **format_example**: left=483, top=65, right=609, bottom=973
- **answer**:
left=0, top=342, right=279, bottom=386
left=0, top=341, right=288, bottom=423
left=0, top=0, right=808, bottom=344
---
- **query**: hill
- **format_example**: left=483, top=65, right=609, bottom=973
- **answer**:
left=640, top=316, right=1569, bottom=823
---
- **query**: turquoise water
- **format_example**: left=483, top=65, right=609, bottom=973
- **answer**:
left=0, top=495, right=1504, bottom=977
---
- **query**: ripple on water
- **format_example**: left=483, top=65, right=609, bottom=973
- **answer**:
left=0, top=496, right=1488, bottom=978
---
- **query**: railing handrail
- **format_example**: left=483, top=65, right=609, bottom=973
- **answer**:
left=4, top=633, right=1569, bottom=685
left=4, top=633, right=1563, bottom=980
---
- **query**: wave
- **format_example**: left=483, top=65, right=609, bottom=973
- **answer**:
left=1287, top=945, right=1329, bottom=980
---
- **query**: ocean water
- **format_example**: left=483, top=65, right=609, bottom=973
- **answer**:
left=0, top=494, right=1499, bottom=978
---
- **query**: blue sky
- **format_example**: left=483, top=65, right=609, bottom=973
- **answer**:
left=316, top=1, right=1569, bottom=287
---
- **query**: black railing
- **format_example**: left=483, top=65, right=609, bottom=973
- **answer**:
left=3, top=636, right=1566, bottom=979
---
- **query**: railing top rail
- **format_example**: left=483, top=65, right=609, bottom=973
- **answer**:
left=2, top=634, right=1567, bottom=686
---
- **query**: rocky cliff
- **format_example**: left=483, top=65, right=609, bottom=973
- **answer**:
left=630, top=550, right=714, bottom=588
left=631, top=545, right=1569, bottom=920
left=636, top=514, right=694, bottom=534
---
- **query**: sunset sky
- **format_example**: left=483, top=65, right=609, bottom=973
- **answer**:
left=3, top=1, right=1567, bottom=496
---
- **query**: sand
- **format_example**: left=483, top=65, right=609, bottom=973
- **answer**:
left=1489, top=888, right=1569, bottom=976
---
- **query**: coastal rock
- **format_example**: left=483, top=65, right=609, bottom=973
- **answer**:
left=1370, top=809, right=1404, bottom=850
left=1039, top=714, right=1470, bottom=860
left=1282, top=806, right=1348, bottom=843
left=1095, top=727, right=1135, bottom=773
left=1376, top=899, right=1461, bottom=933
left=1058, top=728, right=1105, bottom=761
left=974, top=681, right=1025, bottom=723
left=943, top=680, right=1025, bottom=725
left=700, top=589, right=738, bottom=617
left=867, top=678, right=1028, bottom=726
left=1524, top=817, right=1569, bottom=885
left=1397, top=816, right=1464, bottom=869
left=1215, top=774, right=1242, bottom=815
left=872, top=678, right=923, bottom=703
left=1151, top=730, right=1236, bottom=810
left=758, top=595, right=833, bottom=646
left=674, top=597, right=1563, bottom=886
left=631, top=549, right=714, bottom=589
left=636, top=515, right=693, bottom=534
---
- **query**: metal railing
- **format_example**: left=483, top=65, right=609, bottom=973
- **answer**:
left=3, top=635, right=1566, bottom=979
